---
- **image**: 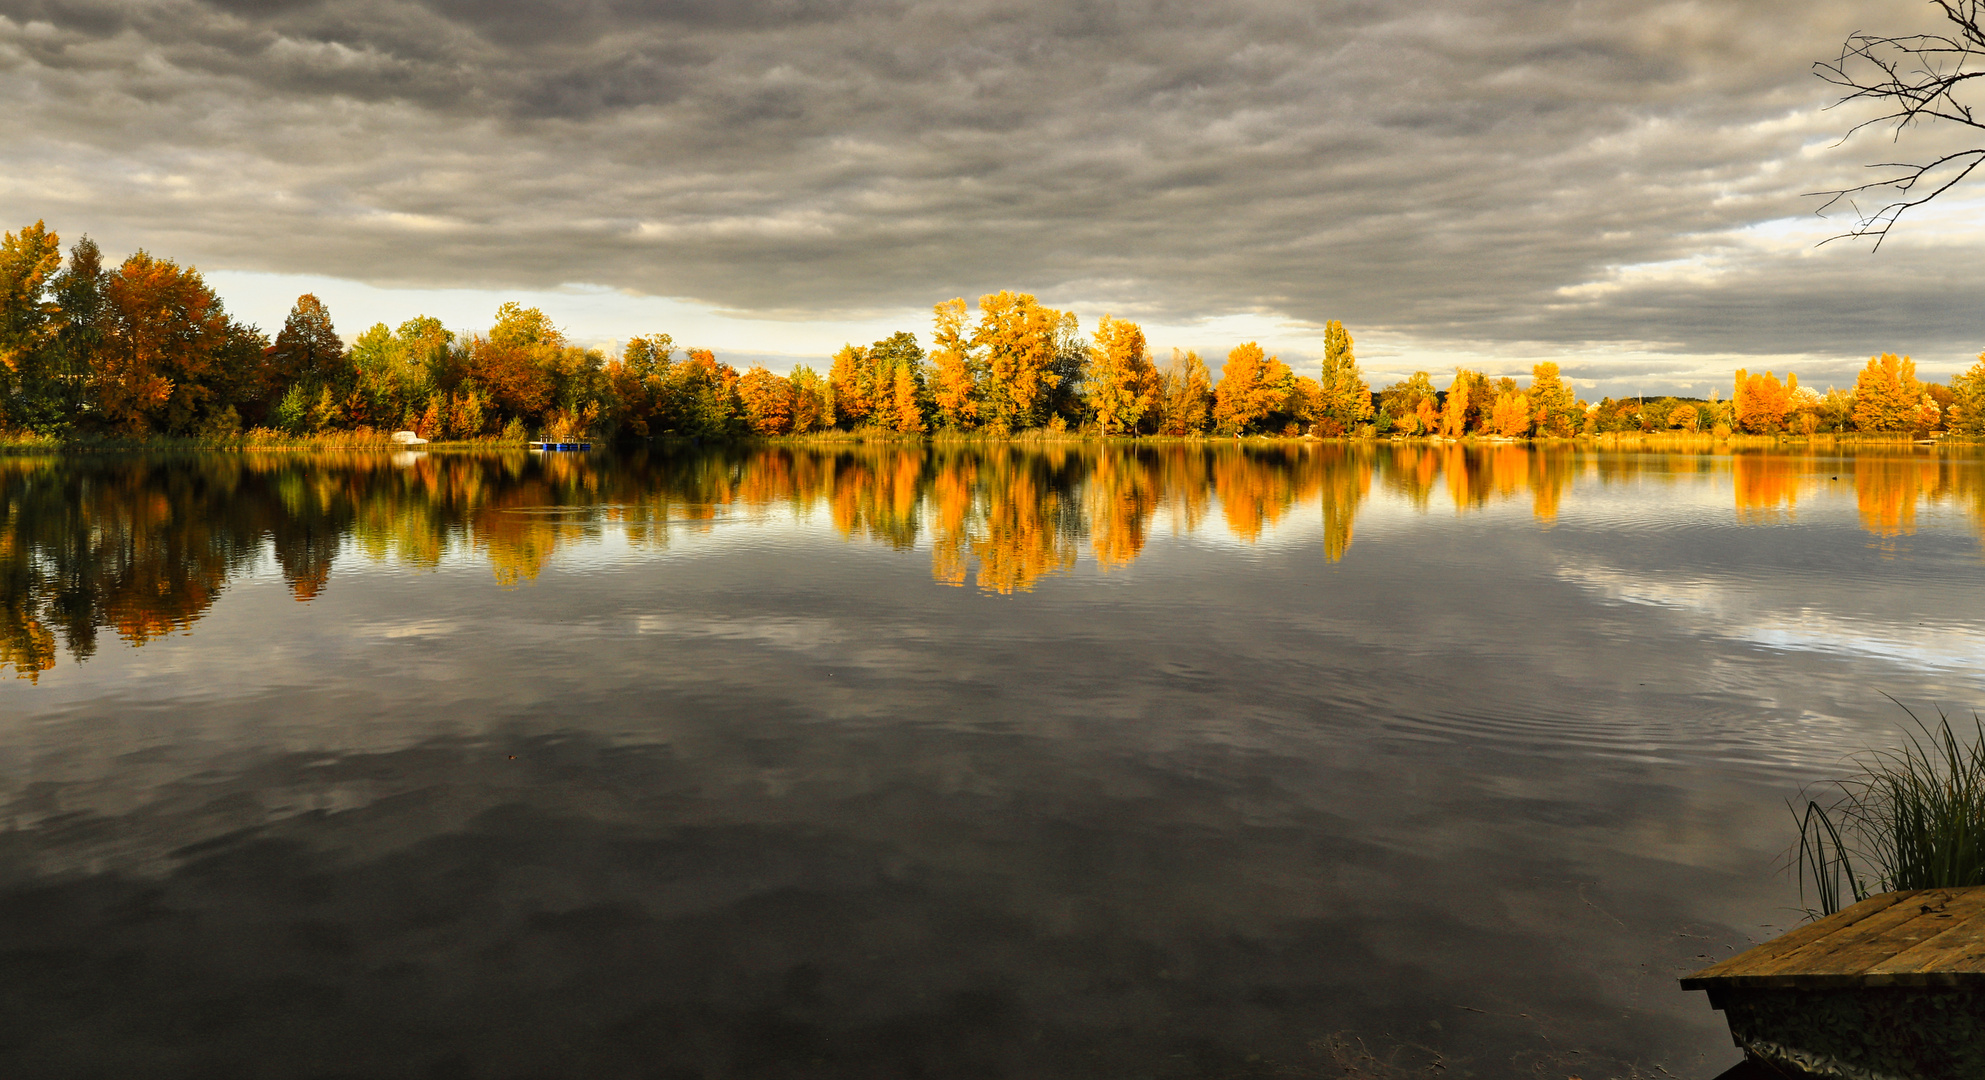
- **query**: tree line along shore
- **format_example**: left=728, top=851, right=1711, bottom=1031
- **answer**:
left=4, top=220, right=1984, bottom=447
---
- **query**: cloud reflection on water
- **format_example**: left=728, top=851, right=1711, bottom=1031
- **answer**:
left=3, top=443, right=1985, bottom=1077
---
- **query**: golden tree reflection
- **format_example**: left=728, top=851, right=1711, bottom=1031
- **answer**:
left=1317, top=445, right=1372, bottom=563
left=1855, top=454, right=1944, bottom=539
left=1214, top=446, right=1314, bottom=543
left=11, top=444, right=1985, bottom=679
left=1733, top=453, right=1803, bottom=524
left=1086, top=450, right=1161, bottom=571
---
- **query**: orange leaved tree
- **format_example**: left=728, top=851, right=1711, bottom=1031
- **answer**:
left=94, top=252, right=236, bottom=433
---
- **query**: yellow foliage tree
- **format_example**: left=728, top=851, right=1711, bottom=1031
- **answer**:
left=1526, top=361, right=1580, bottom=436
left=929, top=298, right=977, bottom=431
left=1490, top=390, right=1532, bottom=436
left=828, top=344, right=875, bottom=428
left=1158, top=349, right=1213, bottom=435
left=1211, top=343, right=1295, bottom=434
left=1949, top=352, right=1985, bottom=435
left=1851, top=353, right=1925, bottom=432
left=892, top=362, right=927, bottom=434
left=1733, top=368, right=1795, bottom=433
left=971, top=291, right=1067, bottom=432
left=1315, top=320, right=1373, bottom=434
left=1441, top=370, right=1481, bottom=436
left=1085, top=315, right=1159, bottom=435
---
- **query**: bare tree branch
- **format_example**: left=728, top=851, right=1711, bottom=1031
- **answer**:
left=1812, top=0, right=1985, bottom=247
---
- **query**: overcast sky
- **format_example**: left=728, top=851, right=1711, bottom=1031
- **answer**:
left=3, top=0, right=1981, bottom=395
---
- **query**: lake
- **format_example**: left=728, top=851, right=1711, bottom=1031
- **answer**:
left=3, top=442, right=1983, bottom=1079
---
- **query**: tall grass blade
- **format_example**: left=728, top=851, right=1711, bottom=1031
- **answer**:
left=1791, top=704, right=1985, bottom=919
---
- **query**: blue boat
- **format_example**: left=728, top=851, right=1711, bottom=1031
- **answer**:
left=528, top=441, right=592, bottom=452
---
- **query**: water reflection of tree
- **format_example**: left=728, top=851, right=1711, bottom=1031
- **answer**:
left=1854, top=454, right=1947, bottom=540
left=1214, top=445, right=1314, bottom=543
left=830, top=449, right=924, bottom=551
left=1317, top=444, right=1371, bottom=563
left=929, top=448, right=1084, bottom=594
left=1085, top=449, right=1162, bottom=571
left=0, top=456, right=267, bottom=680
left=1380, top=445, right=1441, bottom=510
left=1527, top=448, right=1577, bottom=523
left=17, top=444, right=1985, bottom=679
left=1733, top=453, right=1803, bottom=524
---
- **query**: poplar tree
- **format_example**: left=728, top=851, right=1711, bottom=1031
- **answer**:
left=1316, top=320, right=1373, bottom=433
left=929, top=298, right=978, bottom=431
left=827, top=344, right=874, bottom=428
left=892, top=362, right=928, bottom=434
left=1441, top=370, right=1482, bottom=435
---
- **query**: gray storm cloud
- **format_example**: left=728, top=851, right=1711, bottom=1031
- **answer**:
left=0, top=0, right=1975, bottom=365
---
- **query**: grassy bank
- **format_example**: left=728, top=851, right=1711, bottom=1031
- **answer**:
left=0, top=429, right=533, bottom=455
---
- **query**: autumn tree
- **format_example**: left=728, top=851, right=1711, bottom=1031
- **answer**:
left=872, top=331, right=927, bottom=433
left=671, top=348, right=742, bottom=437
left=1377, top=372, right=1440, bottom=435
left=1441, top=370, right=1483, bottom=435
left=737, top=365, right=794, bottom=435
left=929, top=298, right=978, bottom=431
left=1489, top=388, right=1533, bottom=436
left=1085, top=315, right=1159, bottom=435
left=607, top=333, right=675, bottom=437
left=348, top=316, right=452, bottom=430
left=1314, top=320, right=1373, bottom=435
left=464, top=301, right=565, bottom=429
left=94, top=252, right=243, bottom=434
left=1212, top=342, right=1296, bottom=434
left=269, top=294, right=345, bottom=391
left=972, top=291, right=1070, bottom=433
left=1157, top=349, right=1213, bottom=435
left=827, top=344, right=876, bottom=428
left=788, top=364, right=830, bottom=433
left=1733, top=368, right=1795, bottom=433
left=1949, top=352, right=1985, bottom=435
left=1526, top=361, right=1580, bottom=436
left=0, top=221, right=63, bottom=428
left=1852, top=352, right=1927, bottom=431
left=890, top=361, right=928, bottom=434
left=1045, top=315, right=1090, bottom=427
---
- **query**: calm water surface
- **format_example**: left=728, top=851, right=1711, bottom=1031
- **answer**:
left=3, top=443, right=1984, bottom=1079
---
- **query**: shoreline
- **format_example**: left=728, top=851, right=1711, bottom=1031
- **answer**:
left=0, top=430, right=1966, bottom=455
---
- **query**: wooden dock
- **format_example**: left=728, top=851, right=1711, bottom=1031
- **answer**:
left=1681, top=887, right=1985, bottom=1078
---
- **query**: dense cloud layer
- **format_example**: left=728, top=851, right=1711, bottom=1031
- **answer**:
left=0, top=0, right=1976, bottom=371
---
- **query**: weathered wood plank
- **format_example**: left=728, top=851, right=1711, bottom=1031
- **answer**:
left=1683, top=887, right=1985, bottom=989
left=1679, top=891, right=1907, bottom=988
left=1746, top=888, right=1985, bottom=977
left=1867, top=904, right=1985, bottom=979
